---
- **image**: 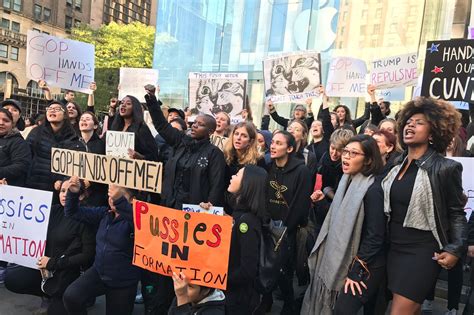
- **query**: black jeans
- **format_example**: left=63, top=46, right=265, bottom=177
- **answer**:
left=63, top=266, right=137, bottom=315
left=333, top=266, right=385, bottom=315
left=4, top=265, right=68, bottom=315
left=426, top=260, right=464, bottom=310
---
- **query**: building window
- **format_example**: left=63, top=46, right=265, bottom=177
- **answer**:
left=75, top=0, right=81, bottom=11
left=0, top=44, right=8, bottom=58
left=10, top=46, right=18, bottom=60
left=268, top=0, right=288, bottom=52
left=43, top=8, right=51, bottom=22
left=11, top=21, right=19, bottom=32
left=1, top=18, right=10, bottom=29
left=74, top=19, right=81, bottom=27
left=373, top=24, right=380, bottom=34
left=2, top=0, right=10, bottom=9
left=34, top=4, right=42, bottom=20
left=360, top=25, right=366, bottom=34
left=66, top=0, right=72, bottom=7
left=241, top=0, right=261, bottom=52
left=65, top=16, right=72, bottom=29
left=12, top=0, right=20, bottom=11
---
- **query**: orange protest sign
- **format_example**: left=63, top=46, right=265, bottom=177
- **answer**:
left=132, top=200, right=233, bottom=290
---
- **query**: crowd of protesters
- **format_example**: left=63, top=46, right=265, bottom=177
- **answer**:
left=0, top=79, right=474, bottom=315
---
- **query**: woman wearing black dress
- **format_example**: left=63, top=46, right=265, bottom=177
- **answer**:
left=381, top=97, right=466, bottom=314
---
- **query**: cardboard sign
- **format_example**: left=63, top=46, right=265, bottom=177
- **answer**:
left=119, top=68, right=159, bottom=103
left=132, top=201, right=233, bottom=289
left=210, top=134, right=228, bottom=152
left=51, top=148, right=163, bottom=193
left=26, top=30, right=95, bottom=93
left=263, top=51, right=321, bottom=103
left=450, top=157, right=474, bottom=220
left=188, top=72, right=247, bottom=120
left=106, top=131, right=135, bottom=158
left=0, top=185, right=52, bottom=269
left=421, top=39, right=474, bottom=101
left=326, top=57, right=367, bottom=97
left=182, top=204, right=224, bottom=216
left=370, top=53, right=418, bottom=89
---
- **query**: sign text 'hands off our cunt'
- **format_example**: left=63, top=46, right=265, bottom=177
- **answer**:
left=133, top=201, right=233, bottom=290
left=0, top=185, right=52, bottom=269
left=50, top=148, right=163, bottom=194
left=26, top=30, right=95, bottom=94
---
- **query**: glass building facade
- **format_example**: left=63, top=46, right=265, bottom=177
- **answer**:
left=153, top=0, right=471, bottom=126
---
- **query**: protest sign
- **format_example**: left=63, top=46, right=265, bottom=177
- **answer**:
left=182, top=204, right=224, bottom=216
left=326, top=57, right=367, bottom=97
left=450, top=157, right=474, bottom=220
left=119, top=68, right=159, bottom=103
left=26, top=30, right=95, bottom=94
left=51, top=148, right=163, bottom=193
left=188, top=72, right=247, bottom=120
left=0, top=185, right=52, bottom=269
left=106, top=131, right=135, bottom=158
left=370, top=53, right=418, bottom=89
left=421, top=39, right=474, bottom=101
left=375, top=87, right=406, bottom=101
left=133, top=201, right=232, bottom=289
left=263, top=51, right=321, bottom=103
left=210, top=134, right=228, bottom=152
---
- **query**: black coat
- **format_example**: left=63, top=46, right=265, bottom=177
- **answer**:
left=226, top=209, right=261, bottom=313
left=269, top=109, right=314, bottom=130
left=391, top=149, right=467, bottom=258
left=318, top=152, right=343, bottom=198
left=65, top=192, right=140, bottom=287
left=80, top=133, right=108, bottom=206
left=0, top=130, right=31, bottom=187
left=146, top=94, right=226, bottom=209
left=168, top=298, right=225, bottom=315
left=26, top=123, right=84, bottom=191
left=347, top=178, right=386, bottom=281
left=266, top=157, right=312, bottom=233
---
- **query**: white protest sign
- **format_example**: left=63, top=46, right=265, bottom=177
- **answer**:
left=370, top=53, right=418, bottom=89
left=182, top=204, right=224, bottom=216
left=26, top=30, right=95, bottom=93
left=263, top=51, right=321, bottom=103
left=0, top=185, right=52, bottom=269
left=106, top=131, right=135, bottom=158
left=188, top=72, right=247, bottom=120
left=450, top=157, right=474, bottom=220
left=119, top=68, right=159, bottom=103
left=326, top=57, right=367, bottom=97
left=375, top=87, right=406, bottom=101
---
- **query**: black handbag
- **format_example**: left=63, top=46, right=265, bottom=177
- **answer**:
left=255, top=219, right=290, bottom=294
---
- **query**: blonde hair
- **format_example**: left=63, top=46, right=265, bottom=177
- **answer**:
left=329, top=128, right=354, bottom=150
left=223, top=121, right=261, bottom=165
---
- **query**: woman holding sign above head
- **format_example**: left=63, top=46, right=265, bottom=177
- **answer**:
left=62, top=176, right=140, bottom=315
left=225, top=165, right=267, bottom=314
left=4, top=179, right=95, bottom=315
left=109, top=95, right=159, bottom=162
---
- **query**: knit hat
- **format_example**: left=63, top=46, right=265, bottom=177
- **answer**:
left=1, top=99, right=22, bottom=114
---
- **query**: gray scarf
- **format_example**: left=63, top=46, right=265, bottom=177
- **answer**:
left=301, top=173, right=374, bottom=315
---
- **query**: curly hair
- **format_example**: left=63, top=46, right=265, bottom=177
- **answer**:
left=223, top=121, right=261, bottom=165
left=397, top=97, right=461, bottom=153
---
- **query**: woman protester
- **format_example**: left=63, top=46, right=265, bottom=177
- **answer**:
left=372, top=129, right=400, bottom=169
left=334, top=103, right=368, bottom=131
left=224, top=165, right=267, bottom=314
left=5, top=179, right=95, bottom=315
left=0, top=108, right=31, bottom=187
left=302, top=135, right=385, bottom=315
left=26, top=101, right=84, bottom=192
left=1, top=99, right=25, bottom=131
left=78, top=111, right=108, bottom=206
left=262, top=131, right=312, bottom=314
left=63, top=177, right=140, bottom=315
left=146, top=87, right=226, bottom=210
left=214, top=111, right=231, bottom=137
left=381, top=97, right=466, bottom=314
left=109, top=95, right=159, bottom=162
left=257, top=130, right=272, bottom=166
left=288, top=119, right=318, bottom=178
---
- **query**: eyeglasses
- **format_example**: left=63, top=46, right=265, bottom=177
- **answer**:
left=46, top=107, right=65, bottom=113
left=342, top=148, right=365, bottom=158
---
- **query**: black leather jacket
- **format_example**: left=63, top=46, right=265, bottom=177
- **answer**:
left=393, top=148, right=467, bottom=257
